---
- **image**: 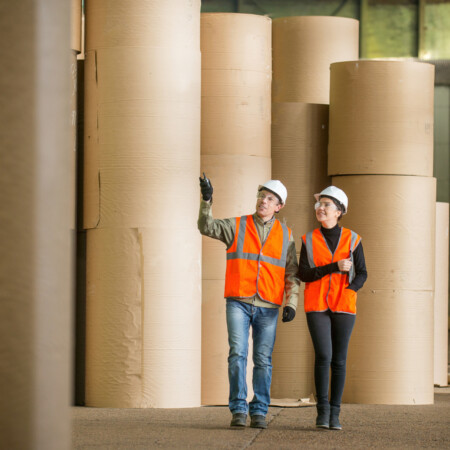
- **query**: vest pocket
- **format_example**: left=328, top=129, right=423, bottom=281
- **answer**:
left=341, top=288, right=357, bottom=314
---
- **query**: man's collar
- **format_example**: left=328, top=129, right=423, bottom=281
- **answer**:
left=253, top=212, right=275, bottom=226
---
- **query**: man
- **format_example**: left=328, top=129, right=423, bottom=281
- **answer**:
left=198, top=174, right=300, bottom=429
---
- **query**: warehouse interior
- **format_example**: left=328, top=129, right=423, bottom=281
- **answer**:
left=1, top=0, right=449, bottom=448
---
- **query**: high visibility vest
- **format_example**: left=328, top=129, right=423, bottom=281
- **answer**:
left=302, top=227, right=361, bottom=314
left=225, top=215, right=291, bottom=306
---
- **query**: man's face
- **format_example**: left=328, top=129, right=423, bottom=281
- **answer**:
left=256, top=189, right=283, bottom=220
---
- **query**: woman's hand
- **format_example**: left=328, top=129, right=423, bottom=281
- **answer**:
left=338, top=258, right=352, bottom=272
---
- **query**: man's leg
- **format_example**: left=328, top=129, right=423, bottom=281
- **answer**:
left=249, top=305, right=279, bottom=421
left=226, top=299, right=251, bottom=416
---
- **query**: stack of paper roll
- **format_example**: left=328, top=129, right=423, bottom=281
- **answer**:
left=200, top=13, right=272, bottom=405
left=329, top=60, right=436, bottom=404
left=270, top=16, right=359, bottom=400
left=70, top=0, right=82, bottom=229
left=83, top=0, right=202, bottom=408
left=434, top=202, right=449, bottom=387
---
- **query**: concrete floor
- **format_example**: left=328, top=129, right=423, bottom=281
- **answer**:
left=72, top=388, right=450, bottom=449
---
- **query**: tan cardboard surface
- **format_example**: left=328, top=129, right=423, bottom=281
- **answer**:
left=201, top=14, right=271, bottom=158
left=343, top=289, right=434, bottom=405
left=272, top=102, right=330, bottom=239
left=83, top=47, right=201, bottom=229
left=201, top=13, right=271, bottom=73
left=333, top=175, right=436, bottom=292
left=272, top=16, right=359, bottom=104
left=86, top=0, right=200, bottom=51
left=434, top=202, right=449, bottom=386
left=272, top=287, right=316, bottom=400
left=86, top=227, right=201, bottom=408
left=71, top=0, right=82, bottom=52
left=329, top=60, right=435, bottom=176
left=0, top=1, right=72, bottom=447
left=201, top=69, right=271, bottom=157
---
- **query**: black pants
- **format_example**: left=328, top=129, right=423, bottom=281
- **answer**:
left=306, top=310, right=356, bottom=407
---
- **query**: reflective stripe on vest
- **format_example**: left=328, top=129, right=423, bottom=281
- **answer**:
left=224, top=215, right=291, bottom=305
left=303, top=228, right=361, bottom=314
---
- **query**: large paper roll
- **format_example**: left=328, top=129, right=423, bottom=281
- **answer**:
left=201, top=13, right=271, bottom=72
left=272, top=16, right=359, bottom=104
left=434, top=202, right=449, bottom=386
left=333, top=175, right=435, bottom=404
left=83, top=47, right=200, bottom=229
left=71, top=0, right=82, bottom=52
left=84, top=0, right=202, bottom=408
left=86, top=227, right=201, bottom=408
left=271, top=102, right=330, bottom=239
left=329, top=61, right=435, bottom=176
left=343, top=289, right=434, bottom=405
left=85, top=0, right=200, bottom=51
left=201, top=13, right=271, bottom=158
left=332, top=175, right=436, bottom=292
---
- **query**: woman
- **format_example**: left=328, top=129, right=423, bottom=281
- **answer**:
left=298, top=186, right=367, bottom=430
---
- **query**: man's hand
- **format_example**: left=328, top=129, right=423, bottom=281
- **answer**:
left=282, top=306, right=296, bottom=323
left=199, top=172, right=213, bottom=202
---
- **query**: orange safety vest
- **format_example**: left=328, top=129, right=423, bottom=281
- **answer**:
left=302, top=228, right=361, bottom=314
left=225, top=215, right=291, bottom=306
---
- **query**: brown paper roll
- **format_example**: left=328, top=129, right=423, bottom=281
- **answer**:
left=83, top=47, right=201, bottom=229
left=272, top=286, right=315, bottom=399
left=329, top=61, right=435, bottom=176
left=71, top=0, right=82, bottom=52
left=272, top=103, right=330, bottom=239
left=333, top=175, right=436, bottom=292
left=86, top=227, right=202, bottom=408
left=84, top=1, right=202, bottom=409
left=434, top=202, right=449, bottom=386
left=201, top=14, right=271, bottom=157
left=343, top=289, right=434, bottom=405
left=272, top=16, right=359, bottom=104
left=86, top=0, right=200, bottom=51
left=201, top=13, right=271, bottom=72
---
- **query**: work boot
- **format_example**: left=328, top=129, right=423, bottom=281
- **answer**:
left=250, top=415, right=267, bottom=429
left=230, top=413, right=247, bottom=428
left=316, top=404, right=330, bottom=429
left=329, top=405, right=342, bottom=430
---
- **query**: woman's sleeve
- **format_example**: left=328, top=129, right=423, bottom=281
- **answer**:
left=347, top=241, right=368, bottom=292
left=297, top=241, right=339, bottom=282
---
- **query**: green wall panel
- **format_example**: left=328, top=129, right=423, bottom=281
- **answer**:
left=361, top=1, right=418, bottom=58
left=434, top=86, right=450, bottom=203
left=422, top=3, right=450, bottom=59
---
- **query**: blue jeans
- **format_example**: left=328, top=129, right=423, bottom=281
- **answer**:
left=306, top=310, right=356, bottom=407
left=226, top=299, right=279, bottom=417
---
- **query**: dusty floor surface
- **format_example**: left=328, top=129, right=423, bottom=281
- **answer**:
left=72, top=389, right=449, bottom=449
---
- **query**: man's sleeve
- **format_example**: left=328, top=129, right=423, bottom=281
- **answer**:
left=197, top=199, right=236, bottom=248
left=284, top=235, right=300, bottom=310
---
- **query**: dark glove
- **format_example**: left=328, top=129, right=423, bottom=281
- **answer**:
left=282, top=306, right=296, bottom=323
left=199, top=172, right=213, bottom=202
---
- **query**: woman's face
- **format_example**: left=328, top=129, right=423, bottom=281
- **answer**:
left=315, top=197, right=341, bottom=227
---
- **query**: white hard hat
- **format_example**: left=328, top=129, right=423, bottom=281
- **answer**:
left=258, top=180, right=288, bottom=204
left=314, top=186, right=348, bottom=214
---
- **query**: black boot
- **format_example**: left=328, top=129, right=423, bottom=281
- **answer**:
left=316, top=404, right=330, bottom=428
left=329, top=405, right=342, bottom=430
